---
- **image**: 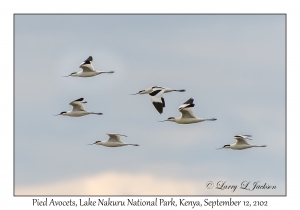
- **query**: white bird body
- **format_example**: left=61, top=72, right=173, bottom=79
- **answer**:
left=65, top=56, right=114, bottom=77
left=160, top=98, right=217, bottom=124
left=218, top=135, right=267, bottom=150
left=88, top=133, right=139, bottom=147
left=70, top=70, right=102, bottom=78
left=229, top=144, right=254, bottom=150
left=55, top=98, right=102, bottom=117
left=170, top=117, right=205, bottom=124
left=62, top=110, right=95, bottom=117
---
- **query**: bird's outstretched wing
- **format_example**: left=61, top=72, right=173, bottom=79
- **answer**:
left=179, top=98, right=194, bottom=110
left=79, top=56, right=95, bottom=72
left=178, top=98, right=196, bottom=118
left=106, top=133, right=126, bottom=143
left=149, top=88, right=166, bottom=114
left=179, top=108, right=196, bottom=118
left=234, top=135, right=252, bottom=145
left=70, top=98, right=86, bottom=111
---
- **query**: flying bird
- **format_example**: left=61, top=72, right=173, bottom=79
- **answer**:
left=131, top=86, right=185, bottom=114
left=64, top=56, right=114, bottom=77
left=130, top=86, right=185, bottom=95
left=159, top=98, right=217, bottom=124
left=87, top=133, right=139, bottom=147
left=217, top=135, right=267, bottom=150
left=54, top=98, right=102, bottom=117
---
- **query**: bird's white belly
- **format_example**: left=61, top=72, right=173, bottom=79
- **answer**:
left=176, top=118, right=203, bottom=124
left=77, top=72, right=99, bottom=77
left=103, top=142, right=125, bottom=147
left=232, top=144, right=252, bottom=150
left=67, top=111, right=89, bottom=117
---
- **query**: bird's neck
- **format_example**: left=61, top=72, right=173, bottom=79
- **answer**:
left=95, top=142, right=105, bottom=146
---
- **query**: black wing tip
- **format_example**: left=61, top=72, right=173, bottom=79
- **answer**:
left=83, top=56, right=93, bottom=64
left=75, top=98, right=84, bottom=101
left=183, top=98, right=194, bottom=104
left=152, top=102, right=163, bottom=114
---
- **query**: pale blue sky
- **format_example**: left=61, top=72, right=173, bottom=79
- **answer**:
left=15, top=14, right=285, bottom=195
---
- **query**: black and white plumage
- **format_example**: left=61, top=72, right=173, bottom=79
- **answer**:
left=64, top=56, right=114, bottom=77
left=130, top=86, right=185, bottom=114
left=79, top=56, right=94, bottom=72
left=178, top=98, right=195, bottom=111
left=217, top=135, right=267, bottom=150
left=234, top=135, right=252, bottom=143
left=87, top=133, right=139, bottom=147
left=149, top=88, right=166, bottom=114
left=70, top=98, right=87, bottom=111
left=54, top=98, right=102, bottom=117
left=130, top=86, right=185, bottom=95
left=159, top=98, right=217, bottom=124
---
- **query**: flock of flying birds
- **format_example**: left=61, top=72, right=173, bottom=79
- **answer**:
left=55, top=56, right=267, bottom=150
